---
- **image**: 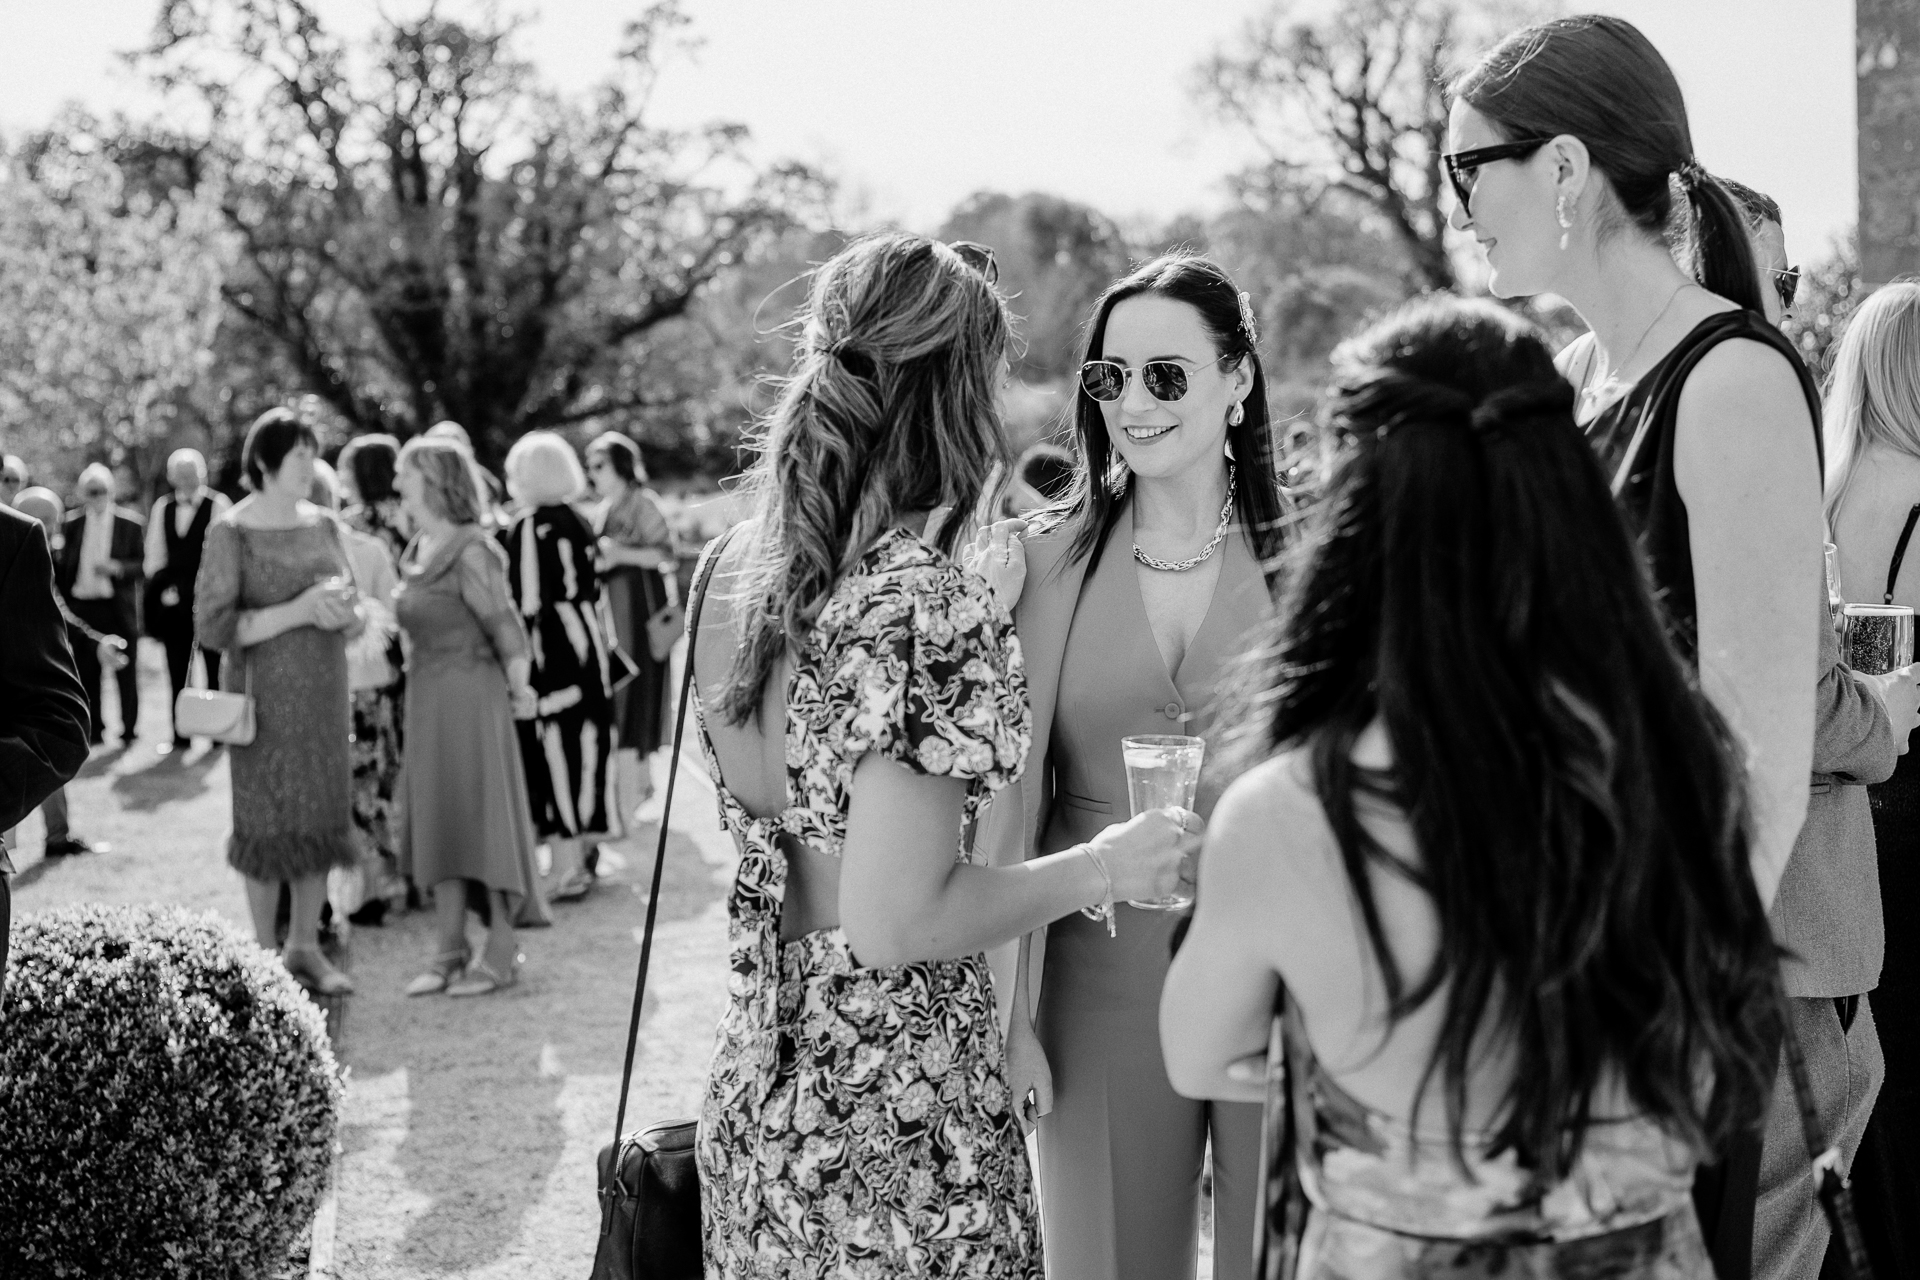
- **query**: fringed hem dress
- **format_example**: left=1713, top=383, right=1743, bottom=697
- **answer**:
left=394, top=524, right=551, bottom=928
left=694, top=528, right=1041, bottom=1280
left=193, top=511, right=357, bottom=880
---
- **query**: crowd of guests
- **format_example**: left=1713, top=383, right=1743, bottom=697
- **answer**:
left=3, top=412, right=684, bottom=1001
left=4, top=11, right=1917, bottom=1280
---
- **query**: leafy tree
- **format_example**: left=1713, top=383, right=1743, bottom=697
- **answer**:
left=133, top=0, right=829, bottom=468
left=1194, top=0, right=1550, bottom=292
left=1782, top=231, right=1863, bottom=381
left=0, top=133, right=228, bottom=488
left=937, top=191, right=1133, bottom=381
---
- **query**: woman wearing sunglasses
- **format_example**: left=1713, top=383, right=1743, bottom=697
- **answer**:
left=1445, top=16, right=1823, bottom=1279
left=977, top=253, right=1290, bottom=1280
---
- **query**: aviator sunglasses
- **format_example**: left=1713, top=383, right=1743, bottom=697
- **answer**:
left=1443, top=137, right=1554, bottom=215
left=1772, top=265, right=1800, bottom=312
left=1079, top=354, right=1234, bottom=404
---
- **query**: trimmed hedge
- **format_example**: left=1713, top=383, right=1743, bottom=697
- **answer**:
left=0, top=904, right=342, bottom=1279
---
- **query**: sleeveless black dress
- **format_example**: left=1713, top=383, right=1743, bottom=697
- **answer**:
left=1849, top=508, right=1920, bottom=1278
left=1583, top=309, right=1823, bottom=1280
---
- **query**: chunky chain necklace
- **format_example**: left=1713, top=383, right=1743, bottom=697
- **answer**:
left=1134, top=465, right=1236, bottom=573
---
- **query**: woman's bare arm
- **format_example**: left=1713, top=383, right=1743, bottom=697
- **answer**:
left=839, top=754, right=1189, bottom=968
left=1674, top=340, right=1822, bottom=907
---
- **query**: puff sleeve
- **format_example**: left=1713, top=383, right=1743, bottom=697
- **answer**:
left=836, top=564, right=1029, bottom=791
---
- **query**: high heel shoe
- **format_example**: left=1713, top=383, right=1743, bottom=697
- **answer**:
left=405, top=948, right=469, bottom=997
left=283, top=946, right=355, bottom=996
left=446, top=953, right=522, bottom=997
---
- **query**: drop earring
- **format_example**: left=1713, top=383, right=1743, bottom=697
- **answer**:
left=1228, top=402, right=1245, bottom=427
left=1556, top=194, right=1574, bottom=251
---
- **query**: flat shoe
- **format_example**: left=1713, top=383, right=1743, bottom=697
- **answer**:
left=405, top=949, right=469, bottom=997
left=283, top=947, right=355, bottom=996
left=550, top=870, right=595, bottom=902
left=446, top=956, right=521, bottom=997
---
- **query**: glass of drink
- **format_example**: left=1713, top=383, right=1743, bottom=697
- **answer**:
left=1842, top=604, right=1916, bottom=675
left=1824, top=542, right=1845, bottom=631
left=1121, top=734, right=1203, bottom=910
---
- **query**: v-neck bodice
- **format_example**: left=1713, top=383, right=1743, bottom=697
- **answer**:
left=1046, top=514, right=1268, bottom=847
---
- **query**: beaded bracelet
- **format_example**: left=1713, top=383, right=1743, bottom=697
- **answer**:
left=1077, top=843, right=1116, bottom=937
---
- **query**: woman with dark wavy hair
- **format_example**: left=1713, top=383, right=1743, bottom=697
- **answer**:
left=690, top=232, right=1191, bottom=1277
left=978, top=252, right=1290, bottom=1280
left=1162, top=297, right=1782, bottom=1278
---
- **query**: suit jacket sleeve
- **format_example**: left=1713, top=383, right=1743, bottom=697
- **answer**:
left=1813, top=610, right=1898, bottom=785
left=0, top=510, right=92, bottom=831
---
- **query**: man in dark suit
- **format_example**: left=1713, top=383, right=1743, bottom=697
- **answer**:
left=143, top=448, right=229, bottom=751
left=0, top=499, right=92, bottom=1000
left=55, top=463, right=146, bottom=745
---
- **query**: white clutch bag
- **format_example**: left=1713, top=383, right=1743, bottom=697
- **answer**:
left=174, top=646, right=256, bottom=745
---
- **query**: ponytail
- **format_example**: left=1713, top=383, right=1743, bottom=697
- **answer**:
left=1684, top=167, right=1765, bottom=315
left=718, top=232, right=1013, bottom=725
left=1456, top=18, right=1773, bottom=310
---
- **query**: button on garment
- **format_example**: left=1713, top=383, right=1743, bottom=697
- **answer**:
left=1163, top=702, right=1184, bottom=721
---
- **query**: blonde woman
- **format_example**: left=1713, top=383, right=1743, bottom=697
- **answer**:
left=394, top=437, right=547, bottom=997
left=1822, top=280, right=1920, bottom=1274
left=502, top=431, right=619, bottom=902
left=691, top=233, right=1191, bottom=1277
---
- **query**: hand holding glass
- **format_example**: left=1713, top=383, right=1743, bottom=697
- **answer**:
left=1121, top=734, right=1203, bottom=909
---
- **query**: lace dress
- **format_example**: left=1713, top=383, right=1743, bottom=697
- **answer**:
left=694, top=528, right=1040, bottom=1279
left=193, top=514, right=356, bottom=880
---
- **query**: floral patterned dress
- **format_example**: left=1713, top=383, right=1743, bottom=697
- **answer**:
left=694, top=528, right=1041, bottom=1279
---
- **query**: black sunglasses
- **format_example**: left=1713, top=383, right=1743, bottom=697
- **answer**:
left=1079, top=354, right=1231, bottom=404
left=946, top=240, right=999, bottom=285
left=1442, top=137, right=1554, bottom=215
left=1772, top=265, right=1800, bottom=312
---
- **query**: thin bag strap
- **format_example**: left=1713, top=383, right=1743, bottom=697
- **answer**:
left=1781, top=1012, right=1876, bottom=1278
left=1254, top=989, right=1303, bottom=1280
left=1884, top=503, right=1920, bottom=605
left=608, top=523, right=738, bottom=1155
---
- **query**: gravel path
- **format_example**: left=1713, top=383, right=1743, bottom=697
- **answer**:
left=11, top=642, right=735, bottom=1279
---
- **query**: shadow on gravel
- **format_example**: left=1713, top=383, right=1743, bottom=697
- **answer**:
left=109, top=747, right=224, bottom=811
left=333, top=825, right=725, bottom=1273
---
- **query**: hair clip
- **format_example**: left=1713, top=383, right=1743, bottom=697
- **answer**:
left=1237, top=291, right=1259, bottom=346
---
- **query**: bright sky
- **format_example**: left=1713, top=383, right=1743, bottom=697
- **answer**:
left=0, top=0, right=1857, bottom=263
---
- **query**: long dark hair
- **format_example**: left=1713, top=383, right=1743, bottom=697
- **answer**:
left=1452, top=15, right=1764, bottom=314
left=718, top=232, right=1012, bottom=725
left=1054, top=254, right=1290, bottom=575
left=1217, top=296, right=1779, bottom=1175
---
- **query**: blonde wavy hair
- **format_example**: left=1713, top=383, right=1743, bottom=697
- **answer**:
left=717, top=232, right=1014, bottom=725
left=398, top=437, right=483, bottom=526
left=1825, top=281, right=1920, bottom=524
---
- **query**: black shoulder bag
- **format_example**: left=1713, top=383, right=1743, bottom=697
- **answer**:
left=589, top=526, right=734, bottom=1280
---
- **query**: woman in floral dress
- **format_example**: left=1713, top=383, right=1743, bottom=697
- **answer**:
left=687, top=232, right=1194, bottom=1278
left=337, top=433, right=410, bottom=921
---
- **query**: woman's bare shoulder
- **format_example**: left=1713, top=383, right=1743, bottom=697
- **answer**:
left=1209, top=749, right=1339, bottom=883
